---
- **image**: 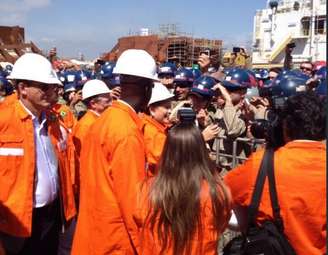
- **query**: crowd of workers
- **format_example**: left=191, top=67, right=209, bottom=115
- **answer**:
left=0, top=49, right=326, bottom=255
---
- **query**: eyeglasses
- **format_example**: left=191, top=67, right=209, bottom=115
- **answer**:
left=27, top=82, right=58, bottom=92
left=300, top=66, right=312, bottom=71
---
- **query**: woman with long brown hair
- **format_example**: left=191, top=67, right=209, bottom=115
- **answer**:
left=134, top=111, right=232, bottom=255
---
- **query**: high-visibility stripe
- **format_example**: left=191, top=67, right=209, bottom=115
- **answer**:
left=0, top=148, right=24, bottom=156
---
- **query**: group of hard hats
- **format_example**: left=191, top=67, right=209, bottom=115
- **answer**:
left=6, top=50, right=327, bottom=108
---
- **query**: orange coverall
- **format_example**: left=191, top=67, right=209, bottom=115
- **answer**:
left=72, top=110, right=98, bottom=157
left=133, top=180, right=231, bottom=255
left=224, top=141, right=326, bottom=255
left=72, top=100, right=146, bottom=254
left=0, top=101, right=76, bottom=237
left=141, top=114, right=167, bottom=172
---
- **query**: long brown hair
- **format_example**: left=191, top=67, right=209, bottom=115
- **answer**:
left=145, top=122, right=230, bottom=255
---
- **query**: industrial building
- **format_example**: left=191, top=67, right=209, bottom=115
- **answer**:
left=102, top=25, right=223, bottom=67
left=0, top=26, right=42, bottom=63
left=252, top=0, right=326, bottom=68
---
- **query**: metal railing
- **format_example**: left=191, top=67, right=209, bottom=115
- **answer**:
left=214, top=136, right=266, bottom=169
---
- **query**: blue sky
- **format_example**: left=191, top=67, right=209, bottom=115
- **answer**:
left=0, top=0, right=268, bottom=60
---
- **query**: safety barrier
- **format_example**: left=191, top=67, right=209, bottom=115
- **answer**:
left=214, top=136, right=266, bottom=169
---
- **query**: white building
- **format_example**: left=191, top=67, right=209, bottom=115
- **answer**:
left=252, top=0, right=326, bottom=68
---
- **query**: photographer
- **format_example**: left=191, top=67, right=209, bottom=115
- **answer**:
left=224, top=91, right=326, bottom=255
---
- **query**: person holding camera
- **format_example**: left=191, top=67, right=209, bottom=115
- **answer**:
left=224, top=92, right=326, bottom=255
left=210, top=68, right=251, bottom=172
left=133, top=108, right=232, bottom=255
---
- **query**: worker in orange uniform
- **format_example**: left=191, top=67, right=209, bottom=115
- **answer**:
left=72, top=79, right=111, bottom=201
left=73, top=79, right=112, bottom=157
left=141, top=82, right=174, bottom=174
left=134, top=108, right=231, bottom=254
left=224, top=92, right=326, bottom=255
left=0, top=53, right=76, bottom=255
left=72, top=49, right=157, bottom=255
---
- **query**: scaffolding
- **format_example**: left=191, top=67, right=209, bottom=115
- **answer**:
left=104, top=23, right=223, bottom=67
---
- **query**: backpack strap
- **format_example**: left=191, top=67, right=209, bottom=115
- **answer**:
left=246, top=149, right=271, bottom=228
left=266, top=148, right=285, bottom=231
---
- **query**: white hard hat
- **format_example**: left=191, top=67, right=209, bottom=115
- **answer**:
left=7, top=53, right=62, bottom=85
left=148, top=82, right=174, bottom=106
left=113, top=49, right=159, bottom=81
left=82, top=79, right=111, bottom=100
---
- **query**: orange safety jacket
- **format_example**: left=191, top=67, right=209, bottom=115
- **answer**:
left=72, top=100, right=146, bottom=255
left=0, top=101, right=76, bottom=237
left=52, top=103, right=77, bottom=132
left=141, top=114, right=167, bottom=173
left=72, top=110, right=98, bottom=157
left=224, top=141, right=326, bottom=255
left=72, top=110, right=99, bottom=198
left=0, top=92, right=18, bottom=109
left=52, top=103, right=78, bottom=196
left=133, top=179, right=232, bottom=255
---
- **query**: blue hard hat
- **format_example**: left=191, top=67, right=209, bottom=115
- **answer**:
left=4, top=64, right=13, bottom=76
left=190, top=75, right=216, bottom=98
left=0, top=75, right=13, bottom=95
left=64, top=82, right=77, bottom=93
left=174, top=68, right=194, bottom=87
left=101, top=62, right=120, bottom=87
left=57, top=72, right=66, bottom=85
left=64, top=70, right=77, bottom=84
left=315, top=66, right=327, bottom=81
left=158, top=62, right=177, bottom=76
left=222, top=68, right=253, bottom=90
left=101, top=61, right=116, bottom=79
left=192, top=68, right=202, bottom=80
left=271, top=70, right=309, bottom=97
left=223, top=67, right=235, bottom=75
left=315, top=79, right=327, bottom=97
left=254, top=69, right=269, bottom=80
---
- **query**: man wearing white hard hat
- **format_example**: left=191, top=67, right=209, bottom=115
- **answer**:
left=73, top=79, right=112, bottom=157
left=72, top=80, right=111, bottom=201
left=0, top=53, right=76, bottom=255
left=72, top=49, right=157, bottom=254
left=141, top=82, right=174, bottom=173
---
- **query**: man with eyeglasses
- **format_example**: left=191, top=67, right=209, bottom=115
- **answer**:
left=299, top=61, right=314, bottom=77
left=0, top=53, right=76, bottom=255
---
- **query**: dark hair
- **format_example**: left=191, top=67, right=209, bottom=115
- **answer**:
left=145, top=122, right=230, bottom=255
left=300, top=61, right=314, bottom=68
left=269, top=67, right=282, bottom=74
left=282, top=92, right=326, bottom=141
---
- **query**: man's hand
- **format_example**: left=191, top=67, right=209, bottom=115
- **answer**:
left=197, top=53, right=211, bottom=71
left=202, top=124, right=220, bottom=142
left=212, top=83, right=232, bottom=105
left=110, top=86, right=121, bottom=100
left=196, top=108, right=209, bottom=127
left=70, top=91, right=82, bottom=107
left=247, top=97, right=269, bottom=119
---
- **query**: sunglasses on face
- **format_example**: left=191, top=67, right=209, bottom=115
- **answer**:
left=174, top=82, right=191, bottom=89
left=300, top=66, right=312, bottom=71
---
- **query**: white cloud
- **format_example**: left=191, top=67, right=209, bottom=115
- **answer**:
left=0, top=0, right=51, bottom=25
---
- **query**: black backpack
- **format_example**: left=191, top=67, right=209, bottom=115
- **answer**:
left=223, top=149, right=296, bottom=255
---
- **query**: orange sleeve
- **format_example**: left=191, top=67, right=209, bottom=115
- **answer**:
left=110, top=135, right=146, bottom=252
left=224, top=149, right=264, bottom=207
left=72, top=123, right=89, bottom=157
left=145, top=129, right=166, bottom=165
